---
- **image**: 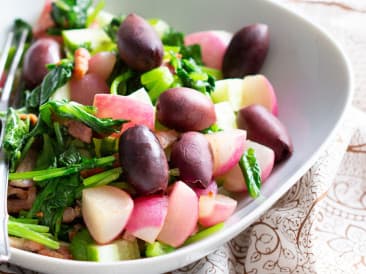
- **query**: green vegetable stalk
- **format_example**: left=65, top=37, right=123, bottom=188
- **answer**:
left=9, top=155, right=117, bottom=181
left=8, top=220, right=60, bottom=249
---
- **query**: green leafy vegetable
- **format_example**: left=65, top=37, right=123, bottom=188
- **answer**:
left=162, top=29, right=202, bottom=64
left=27, top=174, right=82, bottom=237
left=145, top=241, right=175, bottom=257
left=39, top=100, right=127, bottom=135
left=26, top=60, right=74, bottom=110
left=238, top=148, right=262, bottom=198
left=93, top=137, right=119, bottom=157
left=49, top=0, right=93, bottom=34
left=3, top=108, right=31, bottom=172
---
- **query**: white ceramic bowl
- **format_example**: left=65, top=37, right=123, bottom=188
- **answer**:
left=1, top=0, right=352, bottom=273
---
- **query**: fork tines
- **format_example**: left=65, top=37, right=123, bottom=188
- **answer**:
left=0, top=29, right=28, bottom=105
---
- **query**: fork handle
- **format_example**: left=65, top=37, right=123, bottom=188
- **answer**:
left=0, top=149, right=10, bottom=262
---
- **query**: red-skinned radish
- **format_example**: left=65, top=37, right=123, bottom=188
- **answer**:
left=94, top=94, right=155, bottom=135
left=125, top=195, right=168, bottom=243
left=198, top=193, right=237, bottom=227
left=88, top=52, right=117, bottom=80
left=205, top=129, right=246, bottom=177
left=157, top=181, right=199, bottom=247
left=70, top=73, right=109, bottom=106
left=185, top=30, right=232, bottom=70
left=82, top=185, right=134, bottom=244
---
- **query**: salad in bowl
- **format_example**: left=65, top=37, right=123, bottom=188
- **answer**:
left=2, top=0, right=294, bottom=263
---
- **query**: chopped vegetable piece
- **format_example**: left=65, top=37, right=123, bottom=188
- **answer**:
left=184, top=222, right=224, bottom=245
left=83, top=167, right=122, bottom=187
left=141, top=66, right=174, bottom=102
left=238, top=148, right=262, bottom=198
left=145, top=241, right=175, bottom=257
left=8, top=220, right=60, bottom=249
left=3, top=108, right=31, bottom=172
left=9, top=155, right=117, bottom=181
left=26, top=60, right=74, bottom=110
left=49, top=0, right=93, bottom=34
left=39, top=100, right=127, bottom=135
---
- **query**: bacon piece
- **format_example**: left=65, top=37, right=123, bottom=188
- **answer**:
left=73, top=48, right=91, bottom=79
left=67, top=120, right=92, bottom=143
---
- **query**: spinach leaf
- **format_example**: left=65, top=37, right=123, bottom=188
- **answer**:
left=27, top=174, right=82, bottom=238
left=39, top=100, right=127, bottom=135
left=239, top=148, right=262, bottom=198
left=57, top=146, right=82, bottom=167
left=162, top=29, right=202, bottom=64
left=167, top=51, right=215, bottom=95
left=49, top=0, right=92, bottom=34
left=26, top=60, right=73, bottom=110
left=36, top=134, right=58, bottom=170
left=3, top=108, right=31, bottom=172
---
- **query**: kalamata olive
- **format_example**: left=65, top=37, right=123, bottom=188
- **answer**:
left=156, top=87, right=216, bottom=132
left=117, top=13, right=163, bottom=72
left=119, top=125, right=168, bottom=195
left=170, top=132, right=213, bottom=188
left=237, top=104, right=293, bottom=162
left=222, top=24, right=269, bottom=78
left=23, top=38, right=61, bottom=88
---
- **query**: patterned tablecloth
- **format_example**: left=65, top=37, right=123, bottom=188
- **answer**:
left=1, top=0, right=366, bottom=273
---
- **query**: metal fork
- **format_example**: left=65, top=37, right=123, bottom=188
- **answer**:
left=0, top=28, right=28, bottom=262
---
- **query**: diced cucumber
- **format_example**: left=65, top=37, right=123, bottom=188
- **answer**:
left=62, top=28, right=116, bottom=54
left=87, top=239, right=140, bottom=262
left=214, top=102, right=237, bottom=130
left=87, top=238, right=140, bottom=261
left=70, top=229, right=140, bottom=262
left=128, top=88, right=154, bottom=106
left=184, top=223, right=224, bottom=245
left=145, top=241, right=175, bottom=257
left=211, top=79, right=244, bottom=111
left=87, top=243, right=120, bottom=262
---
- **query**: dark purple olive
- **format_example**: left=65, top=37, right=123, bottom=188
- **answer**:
left=170, top=132, right=213, bottom=188
left=119, top=125, right=168, bottom=195
left=117, top=13, right=163, bottom=72
left=23, top=38, right=61, bottom=88
left=156, top=87, right=216, bottom=132
left=237, top=104, right=293, bottom=162
left=223, top=24, right=269, bottom=78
